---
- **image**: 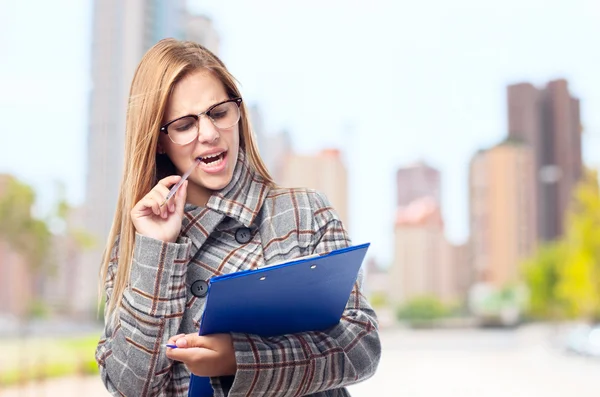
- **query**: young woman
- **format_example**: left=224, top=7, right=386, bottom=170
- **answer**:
left=95, top=38, right=381, bottom=397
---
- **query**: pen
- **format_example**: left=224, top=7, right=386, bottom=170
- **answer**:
left=160, top=158, right=201, bottom=207
left=165, top=344, right=178, bottom=349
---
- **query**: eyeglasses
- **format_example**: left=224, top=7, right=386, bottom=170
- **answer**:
left=160, top=97, right=243, bottom=145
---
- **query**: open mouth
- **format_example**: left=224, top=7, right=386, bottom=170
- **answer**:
left=198, top=151, right=226, bottom=168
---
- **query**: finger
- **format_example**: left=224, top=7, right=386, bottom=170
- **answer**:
left=176, top=333, right=210, bottom=349
left=167, top=333, right=186, bottom=346
left=151, top=185, right=172, bottom=216
left=157, top=175, right=182, bottom=188
left=175, top=180, right=188, bottom=217
left=166, top=344, right=211, bottom=364
left=149, top=193, right=162, bottom=217
left=146, top=189, right=169, bottom=218
left=133, top=196, right=160, bottom=217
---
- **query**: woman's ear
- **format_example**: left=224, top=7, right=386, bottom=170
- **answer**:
left=157, top=143, right=165, bottom=155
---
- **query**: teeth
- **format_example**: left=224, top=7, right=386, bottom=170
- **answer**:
left=201, top=152, right=222, bottom=160
left=204, top=156, right=223, bottom=168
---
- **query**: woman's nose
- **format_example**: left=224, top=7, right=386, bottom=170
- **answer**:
left=197, top=116, right=219, bottom=143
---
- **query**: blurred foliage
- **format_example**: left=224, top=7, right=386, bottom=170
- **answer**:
left=27, top=298, right=51, bottom=319
left=396, top=295, right=450, bottom=323
left=469, top=283, right=528, bottom=326
left=523, top=168, right=600, bottom=322
left=522, top=242, right=564, bottom=319
left=369, top=291, right=388, bottom=308
left=0, top=334, right=100, bottom=387
left=49, top=180, right=95, bottom=249
left=0, top=176, right=95, bottom=319
left=0, top=176, right=52, bottom=271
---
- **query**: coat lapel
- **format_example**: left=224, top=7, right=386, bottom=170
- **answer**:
left=181, top=149, right=270, bottom=248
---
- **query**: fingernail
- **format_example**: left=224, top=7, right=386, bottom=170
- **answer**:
left=176, top=338, right=188, bottom=348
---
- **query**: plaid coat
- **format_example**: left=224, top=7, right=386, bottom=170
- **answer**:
left=95, top=150, right=381, bottom=396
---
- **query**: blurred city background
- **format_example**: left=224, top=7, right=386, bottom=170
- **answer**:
left=1, top=0, right=599, bottom=396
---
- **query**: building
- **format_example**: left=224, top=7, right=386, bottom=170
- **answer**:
left=41, top=206, right=89, bottom=317
left=248, top=105, right=293, bottom=182
left=279, top=149, right=349, bottom=228
left=259, top=129, right=293, bottom=183
left=469, top=141, right=537, bottom=287
left=396, top=161, right=441, bottom=207
left=507, top=79, right=582, bottom=241
left=83, top=0, right=185, bottom=317
left=451, top=241, right=472, bottom=304
left=388, top=197, right=454, bottom=304
left=363, top=257, right=389, bottom=298
left=185, top=14, right=220, bottom=54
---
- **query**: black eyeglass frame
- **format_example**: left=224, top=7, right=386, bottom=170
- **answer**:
left=159, top=97, right=243, bottom=141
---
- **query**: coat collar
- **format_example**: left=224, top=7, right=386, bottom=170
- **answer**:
left=183, top=149, right=270, bottom=230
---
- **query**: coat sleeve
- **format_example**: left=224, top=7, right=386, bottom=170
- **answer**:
left=95, top=233, right=193, bottom=396
left=221, top=191, right=381, bottom=397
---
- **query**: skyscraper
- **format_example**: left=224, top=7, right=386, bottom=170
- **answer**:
left=83, top=0, right=184, bottom=315
left=469, top=141, right=537, bottom=287
left=507, top=79, right=582, bottom=241
left=396, top=161, right=441, bottom=207
left=389, top=197, right=452, bottom=303
left=185, top=14, right=220, bottom=54
left=86, top=0, right=185, bottom=244
left=279, top=149, right=349, bottom=228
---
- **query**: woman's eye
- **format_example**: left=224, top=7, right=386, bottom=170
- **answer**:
left=210, top=109, right=228, bottom=119
left=208, top=104, right=229, bottom=120
left=170, top=118, right=196, bottom=132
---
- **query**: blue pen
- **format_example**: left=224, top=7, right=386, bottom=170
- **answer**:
left=165, top=344, right=178, bottom=349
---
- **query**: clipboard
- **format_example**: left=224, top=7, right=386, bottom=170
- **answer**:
left=188, top=242, right=370, bottom=397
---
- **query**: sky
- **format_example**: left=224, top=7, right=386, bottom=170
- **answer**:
left=0, top=0, right=598, bottom=265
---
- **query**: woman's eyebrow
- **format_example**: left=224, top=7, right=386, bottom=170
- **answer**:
left=171, top=98, right=229, bottom=119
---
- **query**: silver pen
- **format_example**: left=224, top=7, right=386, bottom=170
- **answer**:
left=160, top=158, right=201, bottom=207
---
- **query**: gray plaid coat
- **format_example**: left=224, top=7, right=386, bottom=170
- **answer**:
left=95, top=150, right=381, bottom=396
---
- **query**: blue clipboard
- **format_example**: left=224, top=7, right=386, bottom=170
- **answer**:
left=188, top=242, right=370, bottom=397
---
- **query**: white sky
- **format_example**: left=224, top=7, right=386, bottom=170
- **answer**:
left=0, top=0, right=598, bottom=265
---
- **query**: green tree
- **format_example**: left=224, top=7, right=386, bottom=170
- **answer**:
left=556, top=169, right=600, bottom=321
left=522, top=241, right=565, bottom=319
left=0, top=176, right=52, bottom=273
left=523, top=168, right=600, bottom=321
left=396, top=296, right=449, bottom=323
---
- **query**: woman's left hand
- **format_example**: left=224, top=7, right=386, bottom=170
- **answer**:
left=166, top=333, right=237, bottom=377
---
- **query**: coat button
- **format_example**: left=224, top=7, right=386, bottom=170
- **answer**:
left=235, top=227, right=252, bottom=244
left=191, top=280, right=208, bottom=298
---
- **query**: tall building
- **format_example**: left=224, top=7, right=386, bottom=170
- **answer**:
left=83, top=0, right=185, bottom=316
left=469, top=141, right=537, bottom=287
left=451, top=241, right=472, bottom=304
left=41, top=206, right=88, bottom=317
left=507, top=79, right=582, bottom=241
left=260, top=129, right=293, bottom=182
left=249, top=103, right=293, bottom=182
left=185, top=14, right=220, bottom=54
left=279, top=149, right=349, bottom=228
left=396, top=161, right=441, bottom=207
left=389, top=197, right=453, bottom=303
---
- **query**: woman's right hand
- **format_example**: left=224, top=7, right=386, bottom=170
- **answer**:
left=130, top=175, right=188, bottom=243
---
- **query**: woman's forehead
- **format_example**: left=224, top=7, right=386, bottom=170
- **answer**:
left=165, top=70, right=228, bottom=118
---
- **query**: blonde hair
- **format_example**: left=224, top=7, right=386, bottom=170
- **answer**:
left=99, top=38, right=274, bottom=319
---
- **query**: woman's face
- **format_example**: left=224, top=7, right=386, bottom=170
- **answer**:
left=160, top=69, right=240, bottom=207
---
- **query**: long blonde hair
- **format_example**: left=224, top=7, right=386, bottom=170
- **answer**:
left=100, top=38, right=274, bottom=319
